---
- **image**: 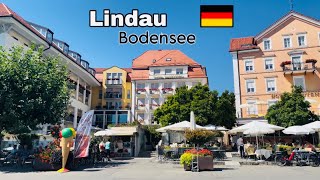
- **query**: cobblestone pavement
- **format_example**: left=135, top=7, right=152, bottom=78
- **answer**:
left=1, top=158, right=320, bottom=180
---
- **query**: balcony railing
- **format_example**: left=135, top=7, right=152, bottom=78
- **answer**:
left=105, top=92, right=122, bottom=99
left=162, top=88, right=174, bottom=94
left=153, top=74, right=186, bottom=79
left=281, top=61, right=317, bottom=74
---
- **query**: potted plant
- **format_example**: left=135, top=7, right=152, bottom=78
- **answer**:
left=180, top=149, right=214, bottom=171
left=306, top=59, right=317, bottom=64
left=280, top=61, right=291, bottom=67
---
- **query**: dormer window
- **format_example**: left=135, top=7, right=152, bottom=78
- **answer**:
left=63, top=44, right=69, bottom=54
left=166, top=58, right=172, bottom=61
left=263, top=38, right=271, bottom=50
left=46, top=30, right=53, bottom=44
left=152, top=59, right=156, bottom=63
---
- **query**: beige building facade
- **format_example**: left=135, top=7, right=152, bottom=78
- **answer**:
left=230, top=11, right=320, bottom=121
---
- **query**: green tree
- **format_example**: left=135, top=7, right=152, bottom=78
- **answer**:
left=213, top=91, right=236, bottom=129
left=0, top=45, right=70, bottom=134
left=154, top=84, right=236, bottom=128
left=265, top=86, right=319, bottom=127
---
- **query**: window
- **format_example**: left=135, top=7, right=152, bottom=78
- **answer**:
left=137, top=83, right=145, bottom=89
left=263, top=39, right=271, bottom=50
left=266, top=78, right=276, bottom=92
left=99, top=90, right=102, bottom=99
left=293, top=76, right=306, bottom=90
left=165, top=69, right=172, bottom=75
left=245, top=60, right=254, bottom=72
left=176, top=82, right=186, bottom=88
left=298, top=35, right=306, bottom=47
left=264, top=58, right=274, bottom=70
left=268, top=100, right=278, bottom=108
left=63, top=44, right=69, bottom=54
left=107, top=73, right=112, bottom=84
left=137, top=98, right=145, bottom=106
left=118, top=73, right=122, bottom=84
left=166, top=58, right=172, bottom=61
left=127, top=90, right=131, bottom=99
left=151, top=98, right=159, bottom=105
left=176, top=68, right=183, bottom=75
left=292, top=56, right=302, bottom=71
left=164, top=82, right=172, bottom=88
left=151, top=83, right=159, bottom=89
left=154, top=69, right=160, bottom=75
left=137, top=113, right=144, bottom=120
left=107, top=102, right=113, bottom=109
left=246, top=79, right=255, bottom=93
left=283, top=36, right=291, bottom=48
left=115, top=102, right=122, bottom=109
left=247, top=100, right=258, bottom=115
left=112, top=73, right=118, bottom=84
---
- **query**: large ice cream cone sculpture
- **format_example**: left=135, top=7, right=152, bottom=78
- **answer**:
left=57, top=128, right=76, bottom=173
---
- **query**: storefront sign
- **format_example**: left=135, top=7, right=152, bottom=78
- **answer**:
left=74, top=110, right=94, bottom=158
left=271, top=91, right=320, bottom=99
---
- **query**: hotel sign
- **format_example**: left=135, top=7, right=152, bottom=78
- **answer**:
left=271, top=91, right=320, bottom=99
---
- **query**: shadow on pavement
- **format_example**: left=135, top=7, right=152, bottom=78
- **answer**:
left=0, top=161, right=129, bottom=173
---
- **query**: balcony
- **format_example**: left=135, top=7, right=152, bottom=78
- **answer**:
left=281, top=60, right=317, bottom=75
left=136, top=89, right=147, bottom=97
left=152, top=74, right=187, bottom=79
left=149, top=104, right=160, bottom=110
left=162, top=88, right=174, bottom=95
left=135, top=105, right=146, bottom=112
left=105, top=92, right=122, bottom=99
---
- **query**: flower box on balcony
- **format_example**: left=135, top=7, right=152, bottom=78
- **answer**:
left=152, top=104, right=160, bottom=107
left=138, top=104, right=145, bottom=107
left=162, top=88, right=174, bottom=93
left=280, top=61, right=291, bottom=67
left=136, top=88, right=146, bottom=92
left=306, top=59, right=317, bottom=64
left=150, top=88, right=159, bottom=92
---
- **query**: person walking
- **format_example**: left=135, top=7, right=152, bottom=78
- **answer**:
left=237, top=136, right=245, bottom=158
left=105, top=138, right=111, bottom=161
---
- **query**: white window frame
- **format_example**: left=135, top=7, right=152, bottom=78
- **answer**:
left=263, top=38, right=272, bottom=50
left=247, top=100, right=258, bottom=115
left=176, top=68, right=183, bottom=75
left=264, top=58, right=274, bottom=71
left=293, top=76, right=306, bottom=91
left=267, top=99, right=278, bottom=108
left=297, top=34, right=307, bottom=47
left=283, top=36, right=292, bottom=48
left=154, top=69, right=160, bottom=75
left=265, top=78, right=277, bottom=93
left=318, top=32, right=320, bottom=45
left=291, top=55, right=302, bottom=71
left=244, top=59, right=254, bottom=72
left=165, top=69, right=172, bottom=75
left=245, top=79, right=256, bottom=93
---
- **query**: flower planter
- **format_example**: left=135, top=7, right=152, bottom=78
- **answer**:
left=183, top=156, right=213, bottom=171
left=32, top=158, right=61, bottom=171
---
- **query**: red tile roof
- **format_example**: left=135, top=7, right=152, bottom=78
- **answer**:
left=229, top=37, right=259, bottom=52
left=131, top=50, right=207, bottom=80
left=132, top=50, right=200, bottom=68
left=94, top=68, right=107, bottom=73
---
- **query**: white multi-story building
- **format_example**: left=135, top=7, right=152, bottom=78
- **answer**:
left=131, top=50, right=208, bottom=125
left=0, top=3, right=101, bottom=133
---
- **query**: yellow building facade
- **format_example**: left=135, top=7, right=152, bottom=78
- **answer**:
left=92, top=66, right=132, bottom=110
left=230, top=12, right=320, bottom=121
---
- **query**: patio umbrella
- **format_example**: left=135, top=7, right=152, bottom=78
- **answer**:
left=283, top=126, right=315, bottom=135
left=190, top=111, right=196, bottom=130
left=94, top=129, right=116, bottom=136
left=156, top=121, right=204, bottom=132
left=239, top=104, right=254, bottom=108
left=243, top=126, right=275, bottom=149
left=204, top=124, right=229, bottom=131
left=303, top=121, right=320, bottom=144
left=229, top=121, right=284, bottom=134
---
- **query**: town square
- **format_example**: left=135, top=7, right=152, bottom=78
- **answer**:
left=1, top=0, right=320, bottom=179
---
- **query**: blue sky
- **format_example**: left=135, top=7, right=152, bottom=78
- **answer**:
left=2, top=0, right=320, bottom=92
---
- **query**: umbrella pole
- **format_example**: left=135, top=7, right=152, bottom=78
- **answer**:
left=274, top=132, right=276, bottom=144
left=262, top=135, right=264, bottom=147
left=256, top=135, right=259, bottom=149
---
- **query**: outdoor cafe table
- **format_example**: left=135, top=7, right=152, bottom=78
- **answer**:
left=255, top=149, right=272, bottom=159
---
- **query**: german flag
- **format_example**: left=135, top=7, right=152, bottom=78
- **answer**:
left=200, top=5, right=233, bottom=27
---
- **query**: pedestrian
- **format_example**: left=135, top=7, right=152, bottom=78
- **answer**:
left=105, top=138, right=111, bottom=161
left=237, top=136, right=245, bottom=158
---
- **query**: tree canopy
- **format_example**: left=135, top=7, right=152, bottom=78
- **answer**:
left=0, top=46, right=70, bottom=134
left=265, top=86, right=319, bottom=127
left=154, top=84, right=236, bottom=129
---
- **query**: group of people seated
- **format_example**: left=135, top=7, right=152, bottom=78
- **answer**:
left=1, top=144, right=32, bottom=165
